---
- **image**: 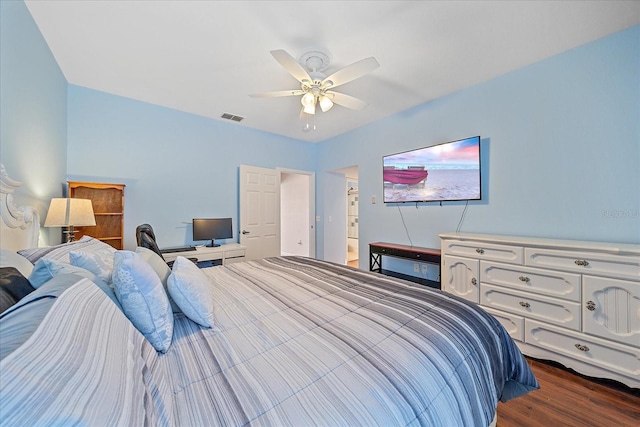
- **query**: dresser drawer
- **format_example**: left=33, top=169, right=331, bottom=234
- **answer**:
left=525, top=248, right=640, bottom=281
left=443, top=240, right=523, bottom=264
left=480, top=261, right=581, bottom=302
left=481, top=306, right=524, bottom=342
left=225, top=249, right=245, bottom=259
left=526, top=319, right=640, bottom=384
left=481, top=284, right=581, bottom=330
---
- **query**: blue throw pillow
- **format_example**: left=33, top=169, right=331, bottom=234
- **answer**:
left=112, top=251, right=173, bottom=353
left=168, top=256, right=215, bottom=328
left=29, top=258, right=96, bottom=288
left=69, top=247, right=115, bottom=284
left=28, top=258, right=122, bottom=311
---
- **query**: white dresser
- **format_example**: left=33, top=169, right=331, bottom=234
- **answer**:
left=162, top=243, right=246, bottom=265
left=440, top=232, right=640, bottom=388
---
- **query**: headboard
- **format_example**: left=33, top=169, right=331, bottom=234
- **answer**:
left=0, top=164, right=40, bottom=251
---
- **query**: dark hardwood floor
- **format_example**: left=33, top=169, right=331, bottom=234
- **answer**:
left=497, top=358, right=640, bottom=427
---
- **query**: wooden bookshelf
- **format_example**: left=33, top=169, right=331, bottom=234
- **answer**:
left=68, top=181, right=125, bottom=249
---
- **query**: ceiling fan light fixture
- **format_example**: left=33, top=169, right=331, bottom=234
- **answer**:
left=303, top=103, right=316, bottom=115
left=251, top=48, right=379, bottom=123
left=319, top=95, right=333, bottom=112
left=301, top=92, right=315, bottom=107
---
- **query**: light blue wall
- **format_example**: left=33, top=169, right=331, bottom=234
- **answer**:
left=0, top=0, right=68, bottom=245
left=67, top=86, right=316, bottom=249
left=317, top=25, right=640, bottom=270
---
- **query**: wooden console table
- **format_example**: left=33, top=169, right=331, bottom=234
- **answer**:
left=369, top=242, right=441, bottom=289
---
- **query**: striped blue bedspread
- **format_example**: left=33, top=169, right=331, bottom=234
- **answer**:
left=0, top=256, right=538, bottom=426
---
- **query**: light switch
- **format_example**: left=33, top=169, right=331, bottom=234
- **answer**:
left=371, top=195, right=376, bottom=204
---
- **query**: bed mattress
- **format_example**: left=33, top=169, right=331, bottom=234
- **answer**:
left=1, top=256, right=537, bottom=426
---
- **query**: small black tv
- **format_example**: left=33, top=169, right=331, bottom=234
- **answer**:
left=383, top=136, right=481, bottom=203
left=192, top=218, right=233, bottom=247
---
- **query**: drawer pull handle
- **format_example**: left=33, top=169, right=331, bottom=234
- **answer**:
left=586, top=301, right=596, bottom=311
left=471, top=278, right=477, bottom=286
left=574, top=343, right=590, bottom=352
left=574, top=259, right=589, bottom=267
left=475, top=248, right=485, bottom=254
left=519, top=301, right=531, bottom=308
left=518, top=276, right=530, bottom=282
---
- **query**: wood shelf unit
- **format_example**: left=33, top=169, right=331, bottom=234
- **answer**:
left=68, top=181, right=125, bottom=249
left=369, top=242, right=441, bottom=289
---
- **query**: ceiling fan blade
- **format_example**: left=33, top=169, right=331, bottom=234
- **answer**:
left=249, top=90, right=305, bottom=98
left=326, top=91, right=369, bottom=110
left=322, top=57, right=379, bottom=89
left=270, top=49, right=312, bottom=83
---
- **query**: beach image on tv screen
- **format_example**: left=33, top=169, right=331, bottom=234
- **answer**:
left=383, top=136, right=480, bottom=202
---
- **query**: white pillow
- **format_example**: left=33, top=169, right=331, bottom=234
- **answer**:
left=135, top=247, right=171, bottom=284
left=168, top=256, right=215, bottom=328
left=0, top=249, right=34, bottom=277
left=134, top=247, right=184, bottom=313
left=70, top=247, right=116, bottom=283
left=112, top=251, right=173, bottom=353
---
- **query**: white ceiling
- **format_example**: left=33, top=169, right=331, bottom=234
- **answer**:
left=25, top=1, right=640, bottom=143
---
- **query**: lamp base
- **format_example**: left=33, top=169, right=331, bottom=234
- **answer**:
left=63, top=227, right=78, bottom=243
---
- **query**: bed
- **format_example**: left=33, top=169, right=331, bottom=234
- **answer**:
left=0, top=164, right=538, bottom=426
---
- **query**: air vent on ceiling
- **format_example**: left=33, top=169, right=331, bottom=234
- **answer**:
left=221, top=113, right=244, bottom=122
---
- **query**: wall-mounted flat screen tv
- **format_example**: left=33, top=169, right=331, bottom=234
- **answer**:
left=383, top=136, right=481, bottom=203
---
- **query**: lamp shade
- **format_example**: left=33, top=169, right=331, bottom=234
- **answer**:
left=44, top=198, right=96, bottom=227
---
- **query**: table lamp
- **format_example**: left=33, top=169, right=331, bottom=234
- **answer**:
left=44, top=198, right=96, bottom=242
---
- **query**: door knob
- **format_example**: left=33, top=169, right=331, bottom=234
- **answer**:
left=242, top=230, right=250, bottom=235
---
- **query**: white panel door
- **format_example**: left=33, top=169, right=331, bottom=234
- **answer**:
left=239, top=165, right=281, bottom=261
left=583, top=275, right=640, bottom=347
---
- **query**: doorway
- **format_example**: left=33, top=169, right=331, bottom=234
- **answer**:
left=280, top=169, right=315, bottom=258
left=330, top=165, right=358, bottom=268
left=347, top=180, right=359, bottom=268
left=239, top=165, right=315, bottom=260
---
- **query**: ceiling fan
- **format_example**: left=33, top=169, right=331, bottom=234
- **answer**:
left=249, top=47, right=379, bottom=116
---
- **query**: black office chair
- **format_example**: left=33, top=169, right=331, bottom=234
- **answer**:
left=135, top=223, right=197, bottom=267
left=136, top=223, right=170, bottom=264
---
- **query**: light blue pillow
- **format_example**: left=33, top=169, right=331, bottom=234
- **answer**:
left=112, top=251, right=173, bottom=353
left=29, top=258, right=96, bottom=288
left=70, top=247, right=115, bottom=283
left=28, top=258, right=123, bottom=310
left=168, top=256, right=215, bottom=328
